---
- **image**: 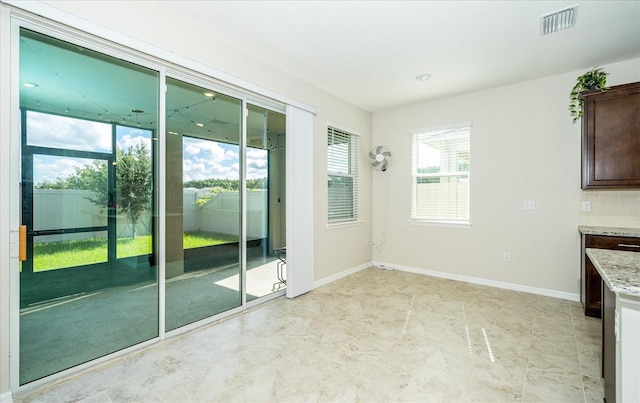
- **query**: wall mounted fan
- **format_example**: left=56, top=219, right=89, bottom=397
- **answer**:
left=369, top=145, right=393, bottom=171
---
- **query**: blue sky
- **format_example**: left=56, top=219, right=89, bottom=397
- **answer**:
left=182, top=137, right=267, bottom=181
left=28, top=111, right=267, bottom=184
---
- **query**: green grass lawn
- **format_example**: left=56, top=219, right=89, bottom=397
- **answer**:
left=31, top=232, right=238, bottom=272
left=182, top=231, right=237, bottom=249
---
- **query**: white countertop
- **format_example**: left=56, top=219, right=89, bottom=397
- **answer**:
left=579, top=226, right=640, bottom=238
left=586, top=248, right=640, bottom=297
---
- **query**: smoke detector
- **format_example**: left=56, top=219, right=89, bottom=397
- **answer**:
left=540, top=4, right=578, bottom=35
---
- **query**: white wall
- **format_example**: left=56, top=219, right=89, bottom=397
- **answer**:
left=372, top=58, right=640, bottom=296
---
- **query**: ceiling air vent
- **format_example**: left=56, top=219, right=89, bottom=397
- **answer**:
left=540, top=4, right=578, bottom=35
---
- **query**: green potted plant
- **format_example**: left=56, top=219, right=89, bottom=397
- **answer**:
left=570, top=67, right=609, bottom=123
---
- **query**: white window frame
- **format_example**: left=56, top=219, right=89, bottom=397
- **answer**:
left=327, top=125, right=359, bottom=225
left=411, top=123, right=471, bottom=227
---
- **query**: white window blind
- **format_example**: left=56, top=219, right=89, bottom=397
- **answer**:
left=328, top=126, right=358, bottom=223
left=411, top=125, right=470, bottom=224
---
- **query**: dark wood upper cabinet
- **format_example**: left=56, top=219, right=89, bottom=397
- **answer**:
left=581, top=81, right=640, bottom=189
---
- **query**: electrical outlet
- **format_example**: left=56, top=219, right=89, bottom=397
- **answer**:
left=581, top=201, right=592, bottom=212
left=523, top=200, right=536, bottom=211
left=503, top=252, right=511, bottom=262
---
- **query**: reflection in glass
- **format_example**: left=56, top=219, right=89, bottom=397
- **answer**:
left=26, top=111, right=112, bottom=152
left=246, top=105, right=286, bottom=301
left=32, top=233, right=108, bottom=272
left=182, top=136, right=241, bottom=249
left=32, top=155, right=108, bottom=231
left=165, top=77, right=242, bottom=331
left=115, top=125, right=154, bottom=258
left=19, top=28, right=158, bottom=384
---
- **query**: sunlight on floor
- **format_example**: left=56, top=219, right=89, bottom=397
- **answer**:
left=215, top=260, right=285, bottom=297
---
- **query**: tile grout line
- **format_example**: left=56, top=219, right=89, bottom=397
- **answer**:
left=520, top=303, right=541, bottom=402
left=571, top=314, right=589, bottom=403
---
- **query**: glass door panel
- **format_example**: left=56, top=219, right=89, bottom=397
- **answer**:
left=246, top=105, right=286, bottom=301
left=32, top=155, right=109, bottom=232
left=165, top=77, right=242, bottom=331
left=19, top=28, right=159, bottom=384
left=115, top=125, right=154, bottom=259
left=31, top=154, right=109, bottom=271
left=26, top=110, right=113, bottom=152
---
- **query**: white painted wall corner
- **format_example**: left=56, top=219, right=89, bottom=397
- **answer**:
left=313, top=261, right=372, bottom=289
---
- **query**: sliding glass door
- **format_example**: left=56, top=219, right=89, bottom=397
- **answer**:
left=164, top=77, right=243, bottom=331
left=19, top=29, right=159, bottom=384
left=16, top=25, right=287, bottom=386
left=246, top=105, right=287, bottom=301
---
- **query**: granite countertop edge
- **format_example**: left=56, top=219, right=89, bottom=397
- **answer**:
left=586, top=248, right=640, bottom=298
left=579, top=226, right=640, bottom=238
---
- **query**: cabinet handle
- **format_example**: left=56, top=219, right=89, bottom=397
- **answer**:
left=618, top=243, right=640, bottom=248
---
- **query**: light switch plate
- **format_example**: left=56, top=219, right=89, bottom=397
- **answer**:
left=523, top=200, right=536, bottom=211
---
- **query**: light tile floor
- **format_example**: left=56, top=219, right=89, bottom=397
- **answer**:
left=16, top=268, right=603, bottom=402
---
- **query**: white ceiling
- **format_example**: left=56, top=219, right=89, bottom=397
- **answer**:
left=153, top=0, right=640, bottom=112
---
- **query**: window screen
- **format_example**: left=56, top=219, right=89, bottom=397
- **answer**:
left=328, top=126, right=358, bottom=223
left=412, top=125, right=470, bottom=224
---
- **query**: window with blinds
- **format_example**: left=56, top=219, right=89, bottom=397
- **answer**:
left=328, top=126, right=359, bottom=223
left=411, top=125, right=470, bottom=224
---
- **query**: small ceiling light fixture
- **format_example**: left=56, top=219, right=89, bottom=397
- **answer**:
left=23, top=82, right=39, bottom=88
left=415, top=73, right=431, bottom=82
left=195, top=123, right=205, bottom=127
left=540, top=4, right=578, bottom=35
left=203, top=92, right=216, bottom=97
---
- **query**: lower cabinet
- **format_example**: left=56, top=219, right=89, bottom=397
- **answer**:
left=585, top=257, right=602, bottom=317
left=582, top=235, right=640, bottom=318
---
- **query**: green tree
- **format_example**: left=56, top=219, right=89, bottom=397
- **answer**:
left=116, top=142, right=152, bottom=239
left=37, top=160, right=108, bottom=205
left=35, top=142, right=152, bottom=239
left=247, top=178, right=266, bottom=190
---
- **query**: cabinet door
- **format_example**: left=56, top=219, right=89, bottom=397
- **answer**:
left=585, top=258, right=602, bottom=318
left=582, top=82, right=640, bottom=189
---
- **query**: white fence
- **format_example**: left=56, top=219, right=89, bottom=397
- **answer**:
left=183, top=189, right=267, bottom=239
left=33, top=188, right=267, bottom=242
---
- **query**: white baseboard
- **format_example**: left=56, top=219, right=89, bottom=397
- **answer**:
left=372, top=261, right=580, bottom=302
left=0, top=391, right=13, bottom=403
left=314, top=261, right=371, bottom=289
